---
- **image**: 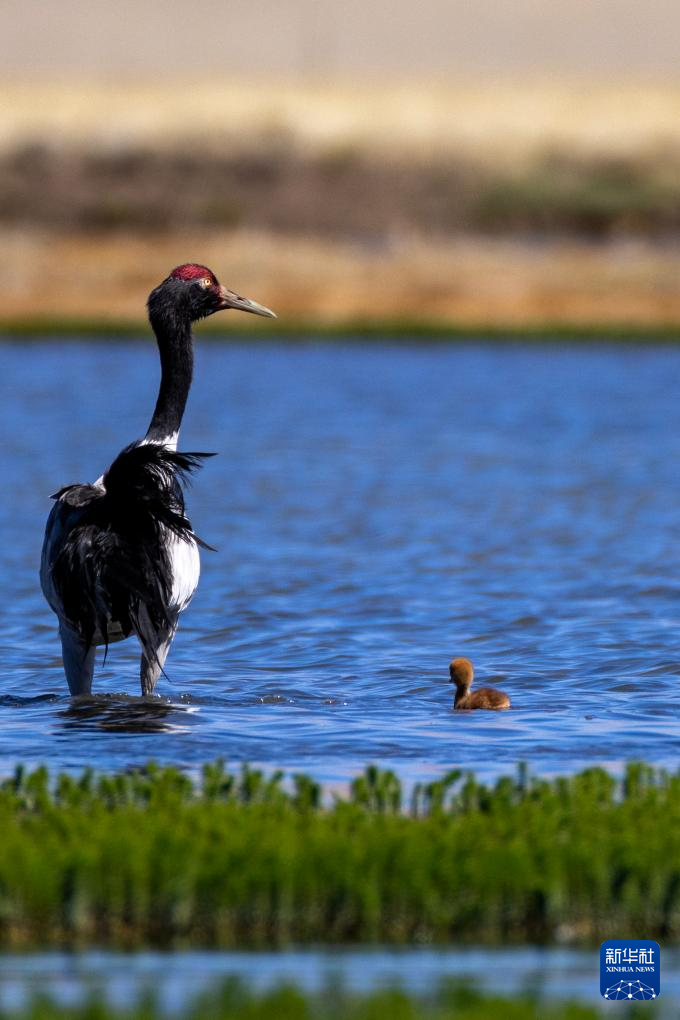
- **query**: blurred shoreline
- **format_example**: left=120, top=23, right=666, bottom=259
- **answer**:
left=2, top=79, right=680, bottom=334
left=3, top=230, right=680, bottom=336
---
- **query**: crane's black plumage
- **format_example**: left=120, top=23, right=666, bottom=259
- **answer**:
left=41, top=263, right=276, bottom=696
left=51, top=444, right=213, bottom=665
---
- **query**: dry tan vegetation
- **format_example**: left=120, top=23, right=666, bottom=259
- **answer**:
left=2, top=79, right=680, bottom=330
left=4, top=229, right=680, bottom=330
left=3, top=78, right=680, bottom=157
left=3, top=79, right=680, bottom=158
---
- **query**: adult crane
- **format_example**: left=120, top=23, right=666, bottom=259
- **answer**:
left=40, top=263, right=276, bottom=695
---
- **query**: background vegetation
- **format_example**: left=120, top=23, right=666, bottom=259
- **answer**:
left=5, top=143, right=680, bottom=239
left=3, top=81, right=680, bottom=332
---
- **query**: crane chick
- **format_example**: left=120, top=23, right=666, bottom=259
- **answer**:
left=449, top=657, right=510, bottom=710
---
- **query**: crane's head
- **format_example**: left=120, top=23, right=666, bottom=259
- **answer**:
left=148, top=263, right=276, bottom=324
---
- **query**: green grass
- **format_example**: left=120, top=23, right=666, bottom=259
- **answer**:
left=0, top=983, right=641, bottom=1020
left=1, top=319, right=680, bottom=342
left=0, top=761, right=678, bottom=948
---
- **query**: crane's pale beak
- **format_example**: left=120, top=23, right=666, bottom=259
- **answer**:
left=217, top=285, right=277, bottom=318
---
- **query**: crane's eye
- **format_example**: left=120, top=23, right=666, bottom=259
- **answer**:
left=201, top=277, right=213, bottom=288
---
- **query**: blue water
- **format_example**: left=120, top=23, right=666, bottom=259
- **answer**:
left=1, top=947, right=678, bottom=1015
left=2, top=339, right=680, bottom=782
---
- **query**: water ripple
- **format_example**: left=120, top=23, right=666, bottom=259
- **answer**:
left=1, top=341, right=680, bottom=782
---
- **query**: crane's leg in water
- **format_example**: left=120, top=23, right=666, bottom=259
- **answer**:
left=59, top=623, right=96, bottom=696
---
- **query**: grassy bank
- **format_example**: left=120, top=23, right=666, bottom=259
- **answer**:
left=0, top=983, right=622, bottom=1020
left=0, top=761, right=678, bottom=948
left=2, top=318, right=680, bottom=342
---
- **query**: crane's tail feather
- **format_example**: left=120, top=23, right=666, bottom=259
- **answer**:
left=51, top=443, right=214, bottom=665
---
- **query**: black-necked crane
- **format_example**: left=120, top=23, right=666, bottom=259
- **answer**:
left=40, top=263, right=276, bottom=696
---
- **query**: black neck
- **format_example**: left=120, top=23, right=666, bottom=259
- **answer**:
left=145, top=310, right=194, bottom=443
